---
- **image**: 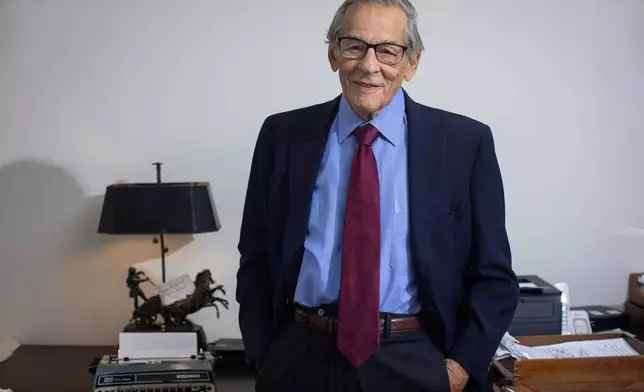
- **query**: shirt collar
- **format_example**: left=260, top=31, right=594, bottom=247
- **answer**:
left=337, top=87, right=406, bottom=146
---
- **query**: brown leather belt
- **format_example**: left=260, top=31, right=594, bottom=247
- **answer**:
left=293, top=308, right=421, bottom=334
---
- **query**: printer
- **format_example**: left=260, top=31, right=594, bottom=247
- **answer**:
left=508, top=275, right=563, bottom=336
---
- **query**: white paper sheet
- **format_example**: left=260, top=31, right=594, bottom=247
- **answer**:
left=0, top=338, right=19, bottom=364
left=494, top=332, right=640, bottom=360
left=118, top=332, right=197, bottom=360
left=521, top=338, right=639, bottom=359
left=157, top=274, right=195, bottom=306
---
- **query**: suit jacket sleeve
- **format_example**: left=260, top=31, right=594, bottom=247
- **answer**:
left=236, top=116, right=276, bottom=361
left=447, top=125, right=519, bottom=385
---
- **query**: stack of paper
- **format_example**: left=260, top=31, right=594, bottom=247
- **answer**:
left=494, top=332, right=640, bottom=360
left=494, top=333, right=523, bottom=359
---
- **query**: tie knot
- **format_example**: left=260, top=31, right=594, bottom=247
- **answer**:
left=355, top=124, right=379, bottom=146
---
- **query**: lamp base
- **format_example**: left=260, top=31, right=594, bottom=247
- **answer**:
left=123, top=322, right=163, bottom=333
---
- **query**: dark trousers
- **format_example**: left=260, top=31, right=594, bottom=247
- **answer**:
left=255, top=320, right=451, bottom=392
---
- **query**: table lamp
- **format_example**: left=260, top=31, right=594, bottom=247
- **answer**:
left=97, top=163, right=226, bottom=350
left=98, top=162, right=221, bottom=283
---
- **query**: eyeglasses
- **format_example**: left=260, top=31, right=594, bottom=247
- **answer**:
left=337, top=37, right=409, bottom=65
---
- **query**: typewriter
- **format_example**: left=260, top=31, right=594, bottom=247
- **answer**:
left=92, top=352, right=216, bottom=392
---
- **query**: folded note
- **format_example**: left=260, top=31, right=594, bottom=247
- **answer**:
left=157, top=274, right=195, bottom=306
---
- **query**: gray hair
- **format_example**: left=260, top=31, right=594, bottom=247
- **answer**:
left=325, top=0, right=425, bottom=57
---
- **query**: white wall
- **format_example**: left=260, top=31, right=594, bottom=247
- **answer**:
left=1, top=0, right=643, bottom=345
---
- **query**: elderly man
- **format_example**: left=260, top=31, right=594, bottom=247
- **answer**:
left=236, top=0, right=519, bottom=391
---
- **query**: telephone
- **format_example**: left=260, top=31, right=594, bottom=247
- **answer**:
left=570, top=310, right=592, bottom=334
left=554, top=282, right=592, bottom=335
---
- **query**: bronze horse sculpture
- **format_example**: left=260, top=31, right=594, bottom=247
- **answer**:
left=132, top=269, right=229, bottom=327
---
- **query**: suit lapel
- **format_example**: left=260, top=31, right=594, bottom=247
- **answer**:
left=282, top=96, right=341, bottom=298
left=404, top=91, right=448, bottom=280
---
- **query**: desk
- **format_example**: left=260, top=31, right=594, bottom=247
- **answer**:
left=497, top=383, right=644, bottom=392
left=0, top=345, right=255, bottom=392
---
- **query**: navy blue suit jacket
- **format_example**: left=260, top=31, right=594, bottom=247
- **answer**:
left=236, top=90, right=519, bottom=385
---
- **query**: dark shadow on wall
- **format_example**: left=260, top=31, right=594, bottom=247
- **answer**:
left=0, top=159, right=193, bottom=344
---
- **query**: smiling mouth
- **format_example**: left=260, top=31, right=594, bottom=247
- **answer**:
left=354, top=81, right=380, bottom=88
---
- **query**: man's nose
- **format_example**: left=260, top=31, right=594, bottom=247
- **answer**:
left=358, top=48, right=380, bottom=73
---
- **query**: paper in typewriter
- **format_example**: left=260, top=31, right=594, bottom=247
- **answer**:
left=118, top=332, right=197, bottom=360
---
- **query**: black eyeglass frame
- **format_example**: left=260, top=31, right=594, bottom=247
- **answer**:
left=337, top=36, right=410, bottom=65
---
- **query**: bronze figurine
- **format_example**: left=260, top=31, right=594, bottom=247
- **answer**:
left=126, top=267, right=151, bottom=309
left=128, top=268, right=229, bottom=329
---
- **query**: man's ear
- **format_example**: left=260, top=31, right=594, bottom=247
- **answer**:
left=403, top=52, right=421, bottom=82
left=328, top=47, right=339, bottom=72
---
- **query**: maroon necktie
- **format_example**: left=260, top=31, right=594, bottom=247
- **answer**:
left=337, top=123, right=381, bottom=368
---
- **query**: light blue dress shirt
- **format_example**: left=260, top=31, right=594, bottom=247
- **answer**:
left=293, top=88, right=420, bottom=314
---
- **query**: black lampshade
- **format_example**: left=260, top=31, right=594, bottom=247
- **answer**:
left=98, top=182, right=221, bottom=235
